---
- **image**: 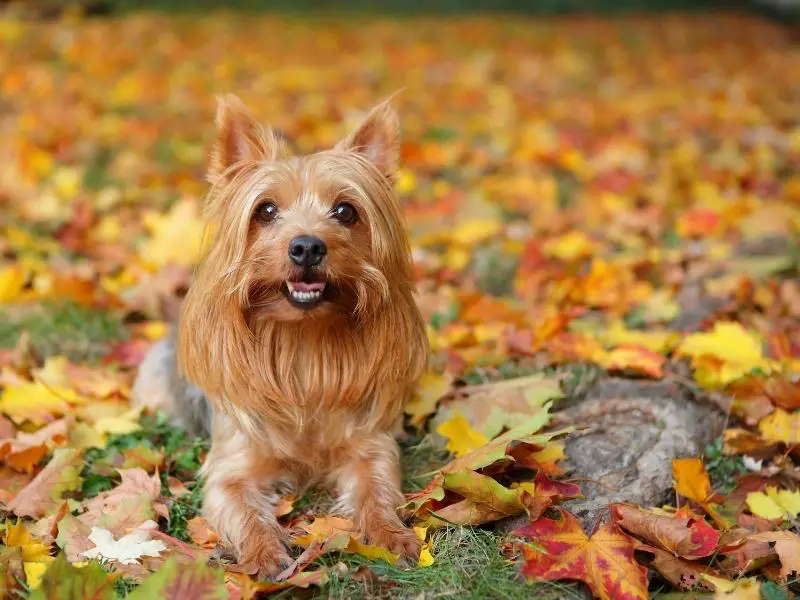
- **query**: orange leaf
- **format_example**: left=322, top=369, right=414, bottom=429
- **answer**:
left=612, top=503, right=719, bottom=560
left=601, top=344, right=666, bottom=378
left=187, top=516, right=219, bottom=549
left=516, top=509, right=648, bottom=600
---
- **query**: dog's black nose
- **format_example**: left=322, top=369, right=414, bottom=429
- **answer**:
left=288, top=235, right=327, bottom=267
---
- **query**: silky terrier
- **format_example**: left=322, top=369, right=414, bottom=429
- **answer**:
left=133, top=95, right=428, bottom=575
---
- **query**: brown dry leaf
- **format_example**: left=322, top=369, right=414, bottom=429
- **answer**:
left=187, top=516, right=219, bottom=549
left=7, top=448, right=82, bottom=518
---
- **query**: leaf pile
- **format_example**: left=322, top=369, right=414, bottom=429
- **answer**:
left=1, top=6, right=799, bottom=599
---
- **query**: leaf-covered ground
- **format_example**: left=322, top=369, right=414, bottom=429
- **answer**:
left=1, top=7, right=799, bottom=599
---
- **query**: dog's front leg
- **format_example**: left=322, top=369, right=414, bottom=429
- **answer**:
left=334, top=432, right=422, bottom=562
left=201, top=431, right=294, bottom=577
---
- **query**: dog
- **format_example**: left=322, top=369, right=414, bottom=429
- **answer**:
left=132, top=94, right=428, bottom=576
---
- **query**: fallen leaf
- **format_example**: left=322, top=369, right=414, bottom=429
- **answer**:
left=638, top=544, right=717, bottom=591
left=516, top=509, right=648, bottom=600
left=27, top=554, right=114, bottom=600
left=7, top=448, right=82, bottom=518
left=436, top=412, right=488, bottom=457
left=81, top=522, right=167, bottom=565
left=758, top=409, right=800, bottom=445
left=406, top=371, right=451, bottom=428
left=187, top=517, right=219, bottom=549
left=600, top=344, right=666, bottom=378
left=672, top=457, right=728, bottom=528
left=701, top=574, right=761, bottom=599
left=612, top=504, right=719, bottom=559
left=435, top=373, right=562, bottom=438
left=748, top=531, right=800, bottom=580
left=127, top=558, right=227, bottom=600
left=677, top=322, right=772, bottom=388
left=745, top=487, right=800, bottom=521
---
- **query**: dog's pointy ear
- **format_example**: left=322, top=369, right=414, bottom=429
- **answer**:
left=336, top=98, right=400, bottom=181
left=208, top=94, right=280, bottom=183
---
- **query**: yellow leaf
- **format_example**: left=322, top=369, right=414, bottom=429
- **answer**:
left=443, top=247, right=471, bottom=271
left=24, top=559, right=51, bottom=590
left=450, top=219, right=502, bottom=246
left=406, top=371, right=451, bottom=428
left=68, top=422, right=108, bottom=450
left=0, top=265, right=26, bottom=303
left=51, top=167, right=82, bottom=200
left=543, top=231, right=595, bottom=262
left=758, top=409, right=800, bottom=445
left=414, top=526, right=434, bottom=567
left=139, top=321, right=168, bottom=341
left=672, top=457, right=711, bottom=503
left=701, top=574, right=760, bottom=600
left=3, top=519, right=51, bottom=563
left=139, top=198, right=207, bottom=269
left=600, top=321, right=678, bottom=354
left=436, top=412, right=488, bottom=457
left=746, top=487, right=800, bottom=520
left=345, top=538, right=399, bottom=565
left=677, top=322, right=772, bottom=386
left=0, top=382, right=75, bottom=425
left=31, top=356, right=70, bottom=388
left=396, top=168, right=417, bottom=195
left=94, top=407, right=143, bottom=436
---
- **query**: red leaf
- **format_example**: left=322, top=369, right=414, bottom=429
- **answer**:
left=515, top=509, right=648, bottom=600
left=612, top=503, right=719, bottom=560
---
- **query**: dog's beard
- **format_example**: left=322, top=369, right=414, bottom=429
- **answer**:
left=245, top=267, right=387, bottom=325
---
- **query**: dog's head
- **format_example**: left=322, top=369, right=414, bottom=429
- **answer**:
left=198, top=95, right=412, bottom=324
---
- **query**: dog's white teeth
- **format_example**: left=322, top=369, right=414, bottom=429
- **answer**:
left=287, top=282, right=295, bottom=292
left=289, top=288, right=322, bottom=303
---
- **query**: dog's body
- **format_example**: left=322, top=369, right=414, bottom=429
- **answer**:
left=132, top=96, right=428, bottom=575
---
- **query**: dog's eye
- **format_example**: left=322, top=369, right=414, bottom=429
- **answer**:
left=332, top=202, right=358, bottom=226
left=255, top=202, right=278, bottom=223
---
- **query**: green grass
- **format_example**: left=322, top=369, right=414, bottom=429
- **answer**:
left=314, top=526, right=583, bottom=600
left=0, top=301, right=127, bottom=361
left=703, top=437, right=748, bottom=495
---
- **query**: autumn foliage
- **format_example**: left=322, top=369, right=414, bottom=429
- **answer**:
left=0, top=6, right=799, bottom=599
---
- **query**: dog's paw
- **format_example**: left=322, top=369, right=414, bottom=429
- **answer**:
left=239, top=530, right=291, bottom=580
left=364, top=524, right=422, bottom=565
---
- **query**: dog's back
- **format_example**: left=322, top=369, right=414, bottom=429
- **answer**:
left=131, top=333, right=212, bottom=438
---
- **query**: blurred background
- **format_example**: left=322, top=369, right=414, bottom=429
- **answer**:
left=0, top=1, right=798, bottom=597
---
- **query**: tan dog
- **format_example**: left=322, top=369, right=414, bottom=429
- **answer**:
left=132, top=95, right=428, bottom=576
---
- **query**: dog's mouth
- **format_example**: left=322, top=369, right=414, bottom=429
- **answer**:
left=283, top=279, right=328, bottom=309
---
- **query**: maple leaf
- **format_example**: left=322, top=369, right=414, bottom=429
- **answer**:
left=516, top=509, right=648, bottom=600
left=81, top=522, right=167, bottom=565
left=677, top=322, right=773, bottom=387
left=435, top=373, right=562, bottom=438
left=436, top=412, right=488, bottom=457
left=78, top=468, right=165, bottom=535
left=2, top=518, right=54, bottom=590
left=125, top=559, right=227, bottom=600
left=7, top=448, right=82, bottom=518
left=0, top=265, right=26, bottom=303
left=612, top=503, right=719, bottom=560
left=745, top=487, right=800, bottom=521
left=27, top=554, right=114, bottom=600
